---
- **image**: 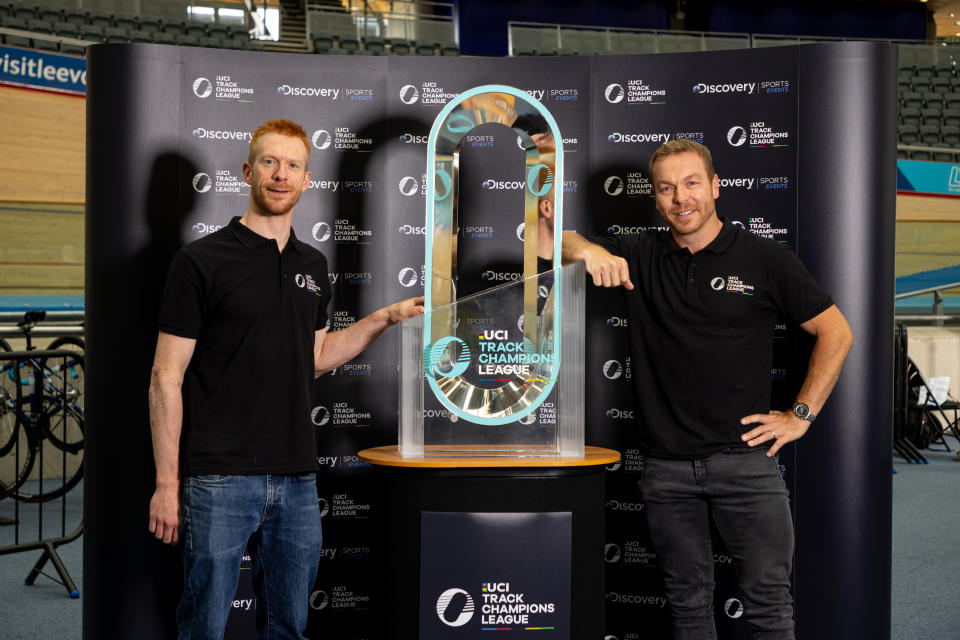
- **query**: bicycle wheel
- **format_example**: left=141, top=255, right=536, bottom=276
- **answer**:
left=0, top=338, right=22, bottom=457
left=13, top=349, right=87, bottom=502
left=12, top=414, right=81, bottom=503
left=40, top=343, right=84, bottom=453
left=0, top=394, right=36, bottom=501
left=46, top=335, right=84, bottom=354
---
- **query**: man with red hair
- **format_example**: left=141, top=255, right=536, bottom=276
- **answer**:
left=147, top=118, right=423, bottom=639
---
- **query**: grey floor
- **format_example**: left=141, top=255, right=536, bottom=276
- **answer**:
left=1, top=440, right=959, bottom=639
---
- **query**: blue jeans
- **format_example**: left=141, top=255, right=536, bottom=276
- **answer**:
left=639, top=448, right=795, bottom=640
left=177, top=473, right=323, bottom=640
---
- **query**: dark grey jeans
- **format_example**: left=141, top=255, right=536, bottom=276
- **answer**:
left=638, top=447, right=795, bottom=640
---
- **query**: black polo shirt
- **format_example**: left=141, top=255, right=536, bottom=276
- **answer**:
left=158, top=216, right=331, bottom=475
left=593, top=220, right=832, bottom=459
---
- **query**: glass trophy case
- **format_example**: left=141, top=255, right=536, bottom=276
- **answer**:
left=398, top=85, right=585, bottom=457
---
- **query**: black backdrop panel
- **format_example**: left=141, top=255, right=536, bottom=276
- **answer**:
left=85, top=43, right=894, bottom=640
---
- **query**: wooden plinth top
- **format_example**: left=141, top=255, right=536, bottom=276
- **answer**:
left=358, top=445, right=621, bottom=469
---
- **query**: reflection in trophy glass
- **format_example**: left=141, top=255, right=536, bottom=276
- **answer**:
left=399, top=85, right=584, bottom=457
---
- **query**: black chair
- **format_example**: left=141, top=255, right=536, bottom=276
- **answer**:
left=162, top=20, right=186, bottom=36
left=932, top=77, right=952, bottom=94
left=53, top=21, right=79, bottom=38
left=900, top=123, right=920, bottom=144
left=943, top=108, right=960, bottom=127
left=78, top=23, right=104, bottom=43
left=904, top=357, right=960, bottom=451
left=911, top=149, right=933, bottom=160
left=942, top=124, right=960, bottom=146
left=916, top=64, right=936, bottom=79
left=514, top=47, right=537, bottom=56
left=946, top=94, right=960, bottom=111
left=129, top=29, right=153, bottom=44
left=935, top=61, right=955, bottom=78
left=152, top=31, right=175, bottom=45
left=88, top=9, right=112, bottom=29
left=364, top=36, right=385, bottom=55
left=26, top=17, right=52, bottom=34
left=414, top=40, right=437, bottom=55
left=139, top=16, right=162, bottom=34
left=921, top=106, right=942, bottom=125
left=39, top=8, right=61, bottom=24
left=11, top=3, right=35, bottom=20
left=32, top=35, right=58, bottom=50
left=185, top=22, right=207, bottom=38
left=388, top=38, right=410, bottom=55
left=103, top=27, right=128, bottom=43
left=114, top=14, right=136, bottom=31
left=923, top=91, right=945, bottom=109
left=62, top=8, right=86, bottom=25
left=1, top=14, right=25, bottom=28
left=920, top=123, right=941, bottom=145
left=900, top=106, right=922, bottom=126
left=208, top=24, right=228, bottom=41
left=911, top=77, right=932, bottom=93
left=932, top=143, right=954, bottom=162
left=200, top=36, right=223, bottom=49
left=60, top=41, right=85, bottom=55
left=338, top=35, right=360, bottom=52
left=312, top=32, right=333, bottom=53
left=440, top=41, right=459, bottom=56
left=2, top=16, right=29, bottom=46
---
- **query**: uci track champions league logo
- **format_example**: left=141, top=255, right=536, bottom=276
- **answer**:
left=192, top=75, right=254, bottom=103
left=191, top=170, right=248, bottom=197
left=727, top=122, right=790, bottom=149
left=425, top=331, right=555, bottom=382
left=604, top=79, right=667, bottom=105
left=399, top=81, right=460, bottom=106
left=436, top=583, right=557, bottom=629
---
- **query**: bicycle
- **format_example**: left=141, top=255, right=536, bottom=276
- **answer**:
left=0, top=311, right=84, bottom=503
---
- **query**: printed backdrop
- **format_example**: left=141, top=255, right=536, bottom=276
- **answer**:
left=84, top=42, right=895, bottom=640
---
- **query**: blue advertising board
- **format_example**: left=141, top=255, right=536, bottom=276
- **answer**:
left=0, top=44, right=85, bottom=95
left=897, top=159, right=960, bottom=196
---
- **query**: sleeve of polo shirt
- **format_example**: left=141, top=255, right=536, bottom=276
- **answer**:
left=766, top=246, right=834, bottom=324
left=587, top=233, right=639, bottom=259
left=157, top=250, right=205, bottom=339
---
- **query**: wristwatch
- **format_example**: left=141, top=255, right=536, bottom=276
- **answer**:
left=791, top=402, right=817, bottom=423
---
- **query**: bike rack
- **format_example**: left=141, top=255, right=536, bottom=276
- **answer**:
left=0, top=348, right=85, bottom=598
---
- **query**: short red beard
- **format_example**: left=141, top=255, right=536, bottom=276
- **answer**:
left=252, top=185, right=300, bottom=217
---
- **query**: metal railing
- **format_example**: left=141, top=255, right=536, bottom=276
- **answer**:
left=306, top=0, right=456, bottom=44
left=507, top=20, right=960, bottom=60
left=898, top=143, right=960, bottom=163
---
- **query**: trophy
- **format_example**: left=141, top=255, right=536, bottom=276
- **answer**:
left=399, top=85, right=585, bottom=457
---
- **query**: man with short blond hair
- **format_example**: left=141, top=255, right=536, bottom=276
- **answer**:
left=563, top=140, right=853, bottom=639
left=148, top=118, right=423, bottom=639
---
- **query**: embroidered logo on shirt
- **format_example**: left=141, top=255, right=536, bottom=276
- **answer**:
left=712, top=275, right=754, bottom=296
left=295, top=273, right=323, bottom=297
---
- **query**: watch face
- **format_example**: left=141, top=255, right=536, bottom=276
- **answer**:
left=793, top=403, right=810, bottom=419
